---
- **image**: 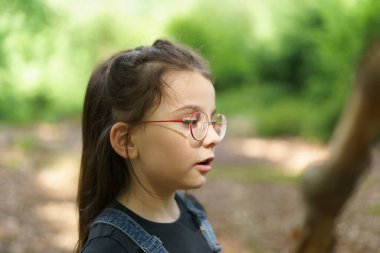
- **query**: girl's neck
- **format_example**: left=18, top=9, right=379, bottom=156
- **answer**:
left=117, top=185, right=180, bottom=223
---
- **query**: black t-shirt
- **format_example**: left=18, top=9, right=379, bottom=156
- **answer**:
left=81, top=195, right=213, bottom=253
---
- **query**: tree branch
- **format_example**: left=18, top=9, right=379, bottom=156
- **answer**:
left=291, top=39, right=380, bottom=253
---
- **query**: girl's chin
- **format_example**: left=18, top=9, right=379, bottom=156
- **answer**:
left=184, top=176, right=207, bottom=189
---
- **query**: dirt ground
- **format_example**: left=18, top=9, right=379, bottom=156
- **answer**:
left=0, top=121, right=379, bottom=253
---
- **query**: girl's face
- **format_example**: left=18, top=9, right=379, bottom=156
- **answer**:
left=131, top=70, right=220, bottom=195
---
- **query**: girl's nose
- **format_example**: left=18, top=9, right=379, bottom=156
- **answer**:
left=202, top=124, right=221, bottom=147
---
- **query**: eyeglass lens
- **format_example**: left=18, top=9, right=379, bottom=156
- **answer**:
left=190, top=112, right=227, bottom=141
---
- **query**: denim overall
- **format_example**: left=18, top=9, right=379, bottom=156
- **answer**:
left=91, top=193, right=222, bottom=253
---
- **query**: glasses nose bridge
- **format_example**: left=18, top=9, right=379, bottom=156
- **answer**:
left=204, top=114, right=216, bottom=130
left=205, top=117, right=221, bottom=137
left=202, top=121, right=221, bottom=145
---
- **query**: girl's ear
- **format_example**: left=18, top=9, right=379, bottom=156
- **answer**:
left=110, top=122, right=138, bottom=159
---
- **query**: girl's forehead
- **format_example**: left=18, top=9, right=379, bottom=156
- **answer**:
left=161, top=70, right=215, bottom=111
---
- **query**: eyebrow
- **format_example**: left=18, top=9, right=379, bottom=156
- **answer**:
left=172, top=105, right=216, bottom=115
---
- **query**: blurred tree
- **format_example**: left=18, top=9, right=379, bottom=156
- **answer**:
left=291, top=39, right=380, bottom=253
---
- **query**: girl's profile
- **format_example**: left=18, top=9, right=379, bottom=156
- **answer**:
left=76, top=39, right=227, bottom=253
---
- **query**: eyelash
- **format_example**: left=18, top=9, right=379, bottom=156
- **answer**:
left=182, top=116, right=193, bottom=127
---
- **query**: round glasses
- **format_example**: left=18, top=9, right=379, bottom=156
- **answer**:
left=140, top=112, right=228, bottom=141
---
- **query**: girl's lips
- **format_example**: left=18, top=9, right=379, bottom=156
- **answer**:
left=195, top=163, right=212, bottom=173
left=195, top=157, right=214, bottom=173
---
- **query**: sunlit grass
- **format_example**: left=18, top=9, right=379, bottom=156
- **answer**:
left=12, top=135, right=37, bottom=151
left=210, top=165, right=299, bottom=184
left=367, top=203, right=380, bottom=216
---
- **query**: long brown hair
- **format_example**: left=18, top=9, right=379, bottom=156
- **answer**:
left=76, top=39, right=211, bottom=251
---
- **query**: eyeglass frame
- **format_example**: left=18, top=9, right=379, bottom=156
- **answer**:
left=138, top=111, right=227, bottom=141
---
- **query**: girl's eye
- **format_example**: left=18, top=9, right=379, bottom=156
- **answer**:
left=182, top=118, right=192, bottom=127
left=182, top=117, right=198, bottom=127
left=190, top=118, right=199, bottom=126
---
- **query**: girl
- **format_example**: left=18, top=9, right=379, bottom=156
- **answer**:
left=76, top=39, right=227, bottom=253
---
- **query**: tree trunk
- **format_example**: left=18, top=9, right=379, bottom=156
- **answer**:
left=291, top=40, right=380, bottom=253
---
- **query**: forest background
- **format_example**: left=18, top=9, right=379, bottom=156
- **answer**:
left=1, top=0, right=380, bottom=252
left=2, top=0, right=380, bottom=140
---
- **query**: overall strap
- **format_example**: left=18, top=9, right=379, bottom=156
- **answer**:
left=176, top=193, right=222, bottom=253
left=92, top=208, right=169, bottom=253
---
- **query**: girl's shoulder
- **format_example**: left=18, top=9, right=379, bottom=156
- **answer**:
left=81, top=223, right=140, bottom=253
left=82, top=194, right=214, bottom=253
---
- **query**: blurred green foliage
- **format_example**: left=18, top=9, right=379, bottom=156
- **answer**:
left=0, top=0, right=52, bottom=122
left=168, top=0, right=380, bottom=140
left=166, top=0, right=257, bottom=91
left=1, top=0, right=379, bottom=141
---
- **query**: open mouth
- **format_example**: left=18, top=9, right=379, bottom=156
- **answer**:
left=197, top=157, right=214, bottom=165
